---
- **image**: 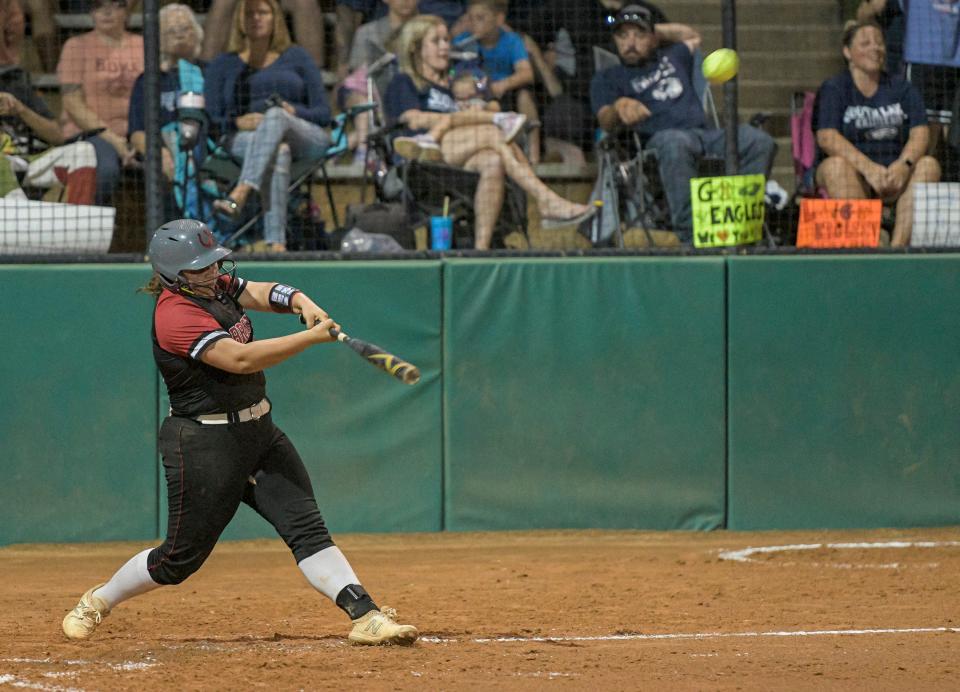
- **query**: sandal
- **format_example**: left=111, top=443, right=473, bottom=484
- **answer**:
left=393, top=135, right=443, bottom=163
left=213, top=197, right=242, bottom=220
left=540, top=205, right=597, bottom=230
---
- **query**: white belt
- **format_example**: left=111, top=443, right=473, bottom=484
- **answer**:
left=191, top=398, right=271, bottom=425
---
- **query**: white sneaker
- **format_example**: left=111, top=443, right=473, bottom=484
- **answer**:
left=393, top=135, right=442, bottom=162
left=348, top=607, right=419, bottom=646
left=494, top=112, right=526, bottom=144
left=62, top=584, right=110, bottom=640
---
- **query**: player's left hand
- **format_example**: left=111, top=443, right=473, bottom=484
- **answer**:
left=296, top=299, right=330, bottom=329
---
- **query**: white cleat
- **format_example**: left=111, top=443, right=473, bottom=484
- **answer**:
left=348, top=607, right=419, bottom=646
left=62, top=584, right=110, bottom=640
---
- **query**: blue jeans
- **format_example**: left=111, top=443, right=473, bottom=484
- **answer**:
left=229, top=107, right=330, bottom=245
left=89, top=135, right=121, bottom=205
left=647, top=124, right=777, bottom=241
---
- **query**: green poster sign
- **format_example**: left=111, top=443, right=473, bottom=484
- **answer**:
left=690, top=174, right=766, bottom=248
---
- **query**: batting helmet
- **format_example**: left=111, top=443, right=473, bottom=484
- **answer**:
left=149, top=219, right=232, bottom=289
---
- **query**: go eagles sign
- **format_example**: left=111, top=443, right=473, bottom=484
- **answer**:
left=690, top=174, right=766, bottom=248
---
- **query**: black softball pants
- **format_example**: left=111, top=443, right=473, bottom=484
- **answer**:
left=147, top=413, right=334, bottom=585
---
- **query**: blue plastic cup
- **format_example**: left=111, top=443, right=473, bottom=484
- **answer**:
left=430, top=216, right=452, bottom=250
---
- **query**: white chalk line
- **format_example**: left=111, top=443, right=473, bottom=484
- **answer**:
left=0, top=658, right=156, bottom=692
left=2, top=628, right=954, bottom=688
left=419, top=626, right=960, bottom=645
left=0, top=674, right=83, bottom=692
left=718, top=540, right=960, bottom=568
left=0, top=659, right=155, bottom=673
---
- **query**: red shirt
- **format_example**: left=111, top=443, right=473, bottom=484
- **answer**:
left=153, top=275, right=266, bottom=417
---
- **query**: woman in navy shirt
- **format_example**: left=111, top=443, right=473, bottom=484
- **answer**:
left=815, top=21, right=940, bottom=246
left=384, top=15, right=593, bottom=249
left=206, top=0, right=332, bottom=251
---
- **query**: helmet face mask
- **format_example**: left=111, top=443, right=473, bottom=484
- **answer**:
left=148, top=219, right=232, bottom=292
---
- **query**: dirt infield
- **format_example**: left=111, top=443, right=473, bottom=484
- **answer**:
left=2, top=528, right=959, bottom=690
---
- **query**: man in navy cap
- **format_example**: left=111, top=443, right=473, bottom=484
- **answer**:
left=590, top=4, right=776, bottom=241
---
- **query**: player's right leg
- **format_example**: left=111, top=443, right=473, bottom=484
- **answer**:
left=62, top=418, right=252, bottom=640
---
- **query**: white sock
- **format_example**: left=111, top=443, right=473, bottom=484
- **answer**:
left=297, top=546, right=360, bottom=602
left=93, top=549, right=161, bottom=609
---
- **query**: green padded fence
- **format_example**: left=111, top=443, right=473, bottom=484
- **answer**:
left=442, top=258, right=727, bottom=531
left=0, top=265, right=157, bottom=544
left=726, top=255, right=960, bottom=529
left=3, top=255, right=959, bottom=546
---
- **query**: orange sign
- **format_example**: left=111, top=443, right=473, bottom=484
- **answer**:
left=796, top=199, right=882, bottom=248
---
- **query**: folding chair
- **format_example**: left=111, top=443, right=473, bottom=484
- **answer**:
left=363, top=124, right=529, bottom=250
left=400, top=160, right=528, bottom=248
left=583, top=130, right=671, bottom=247
left=195, top=104, right=372, bottom=249
left=790, top=90, right=820, bottom=198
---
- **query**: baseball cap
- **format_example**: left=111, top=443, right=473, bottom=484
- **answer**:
left=611, top=4, right=654, bottom=33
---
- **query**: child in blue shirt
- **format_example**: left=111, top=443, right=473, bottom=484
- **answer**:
left=455, top=0, right=541, bottom=162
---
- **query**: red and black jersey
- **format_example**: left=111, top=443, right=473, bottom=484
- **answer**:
left=153, top=274, right=266, bottom=417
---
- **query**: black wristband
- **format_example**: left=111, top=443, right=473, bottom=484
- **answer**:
left=904, top=158, right=914, bottom=168
left=268, top=283, right=301, bottom=312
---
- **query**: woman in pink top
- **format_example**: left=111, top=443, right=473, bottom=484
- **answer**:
left=57, top=0, right=144, bottom=204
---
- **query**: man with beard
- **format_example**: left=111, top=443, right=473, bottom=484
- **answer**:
left=590, top=5, right=776, bottom=241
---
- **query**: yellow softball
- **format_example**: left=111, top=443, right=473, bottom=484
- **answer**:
left=702, top=48, right=740, bottom=84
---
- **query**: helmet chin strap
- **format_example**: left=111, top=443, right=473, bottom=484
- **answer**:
left=176, top=260, right=235, bottom=297
left=177, top=275, right=219, bottom=297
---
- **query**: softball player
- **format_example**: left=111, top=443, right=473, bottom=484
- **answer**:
left=62, top=219, right=418, bottom=646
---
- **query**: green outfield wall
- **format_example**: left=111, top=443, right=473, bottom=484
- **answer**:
left=0, top=265, right=157, bottom=544
left=442, top=258, right=726, bottom=531
left=726, top=255, right=960, bottom=529
left=1, top=256, right=957, bottom=545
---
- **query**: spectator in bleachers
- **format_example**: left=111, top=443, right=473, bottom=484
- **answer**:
left=815, top=21, right=940, bottom=247
left=335, top=0, right=380, bottom=81
left=514, top=0, right=697, bottom=154
left=591, top=5, right=776, bottom=243
left=200, top=0, right=325, bottom=68
left=205, top=0, right=332, bottom=252
left=336, top=0, right=468, bottom=80
left=350, top=0, right=415, bottom=69
left=0, top=0, right=24, bottom=67
left=454, top=0, right=540, bottom=163
left=501, top=1, right=580, bottom=165
left=57, top=0, right=143, bottom=205
left=0, top=61, right=97, bottom=204
left=340, top=0, right=418, bottom=165
left=384, top=14, right=593, bottom=248
left=856, top=0, right=905, bottom=77
left=450, top=68, right=495, bottom=111
left=895, top=0, right=960, bottom=178
left=22, top=0, right=60, bottom=72
left=128, top=3, right=204, bottom=198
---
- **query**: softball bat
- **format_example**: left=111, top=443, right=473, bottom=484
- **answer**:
left=301, top=316, right=421, bottom=385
